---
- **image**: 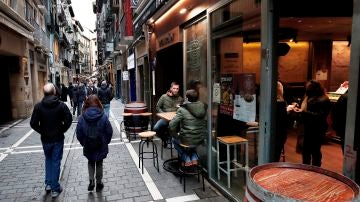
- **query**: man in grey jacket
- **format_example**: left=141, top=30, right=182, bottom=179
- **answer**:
left=154, top=82, right=183, bottom=146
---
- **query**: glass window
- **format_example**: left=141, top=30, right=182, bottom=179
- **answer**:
left=183, top=16, right=208, bottom=168
left=208, top=0, right=260, bottom=199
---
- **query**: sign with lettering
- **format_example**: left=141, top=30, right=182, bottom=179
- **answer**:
left=156, top=27, right=181, bottom=51
left=127, top=54, right=135, bottom=69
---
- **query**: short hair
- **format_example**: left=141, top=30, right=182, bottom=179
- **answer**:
left=82, top=95, right=103, bottom=113
left=186, top=89, right=199, bottom=102
left=170, top=81, right=179, bottom=87
left=102, top=80, right=107, bottom=85
left=43, top=83, right=56, bottom=96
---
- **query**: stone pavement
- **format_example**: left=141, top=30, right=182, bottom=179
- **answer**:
left=0, top=99, right=229, bottom=202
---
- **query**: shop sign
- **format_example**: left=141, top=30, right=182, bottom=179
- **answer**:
left=122, top=71, right=129, bottom=80
left=127, top=53, right=135, bottom=69
left=157, top=27, right=181, bottom=51
left=220, top=37, right=243, bottom=74
left=106, top=43, right=114, bottom=52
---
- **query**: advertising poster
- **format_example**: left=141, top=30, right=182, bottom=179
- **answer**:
left=219, top=75, right=233, bottom=116
left=232, top=73, right=256, bottom=122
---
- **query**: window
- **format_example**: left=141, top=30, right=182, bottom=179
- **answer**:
left=25, top=1, right=33, bottom=24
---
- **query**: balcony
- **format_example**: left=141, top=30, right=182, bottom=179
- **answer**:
left=32, top=20, right=50, bottom=53
left=110, top=0, right=120, bottom=13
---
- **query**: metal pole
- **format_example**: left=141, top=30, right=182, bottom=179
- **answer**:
left=259, top=0, right=278, bottom=164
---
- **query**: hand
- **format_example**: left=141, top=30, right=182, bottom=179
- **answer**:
left=293, top=107, right=302, bottom=112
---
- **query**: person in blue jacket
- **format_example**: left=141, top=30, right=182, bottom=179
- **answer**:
left=76, top=95, right=113, bottom=192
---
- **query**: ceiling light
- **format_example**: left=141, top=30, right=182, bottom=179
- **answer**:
left=179, top=8, right=187, bottom=14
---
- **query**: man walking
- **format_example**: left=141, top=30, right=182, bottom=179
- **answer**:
left=30, top=83, right=72, bottom=198
left=98, top=80, right=113, bottom=117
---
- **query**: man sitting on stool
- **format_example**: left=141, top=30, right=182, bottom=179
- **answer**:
left=169, top=89, right=207, bottom=166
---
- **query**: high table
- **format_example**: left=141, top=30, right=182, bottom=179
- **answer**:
left=156, top=111, right=181, bottom=174
left=156, top=112, right=176, bottom=121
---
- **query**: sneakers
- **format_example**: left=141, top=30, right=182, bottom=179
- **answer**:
left=96, top=183, right=104, bottom=192
left=88, top=180, right=95, bottom=191
left=45, top=184, right=51, bottom=193
left=51, top=187, right=63, bottom=198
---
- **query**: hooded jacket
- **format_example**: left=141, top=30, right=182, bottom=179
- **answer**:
left=169, top=101, right=207, bottom=146
left=97, top=84, right=113, bottom=105
left=30, top=95, right=72, bottom=143
left=76, top=107, right=113, bottom=161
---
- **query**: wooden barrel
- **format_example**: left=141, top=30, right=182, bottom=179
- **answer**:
left=123, top=102, right=149, bottom=132
left=124, top=102, right=148, bottom=114
left=245, top=162, right=360, bottom=202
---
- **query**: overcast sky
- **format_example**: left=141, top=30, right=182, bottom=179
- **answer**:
left=71, top=0, right=96, bottom=32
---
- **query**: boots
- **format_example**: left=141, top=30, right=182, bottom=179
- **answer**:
left=96, top=182, right=104, bottom=192
left=88, top=180, right=95, bottom=191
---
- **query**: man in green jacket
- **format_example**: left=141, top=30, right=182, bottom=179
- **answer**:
left=169, top=89, right=207, bottom=166
left=154, top=82, right=183, bottom=145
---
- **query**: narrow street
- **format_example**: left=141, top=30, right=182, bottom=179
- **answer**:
left=0, top=100, right=228, bottom=202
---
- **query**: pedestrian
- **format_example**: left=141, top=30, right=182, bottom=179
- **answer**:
left=87, top=80, right=98, bottom=96
left=60, top=83, right=68, bottom=102
left=169, top=89, right=206, bottom=166
left=293, top=80, right=331, bottom=166
left=68, top=82, right=74, bottom=107
left=97, top=80, right=113, bottom=117
left=76, top=95, right=113, bottom=192
left=30, top=83, right=72, bottom=198
left=74, top=82, right=86, bottom=117
left=154, top=81, right=183, bottom=147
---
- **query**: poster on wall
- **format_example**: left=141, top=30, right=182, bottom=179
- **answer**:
left=232, top=73, right=256, bottom=122
left=213, top=83, right=221, bottom=103
left=219, top=75, right=234, bottom=116
left=220, top=37, right=243, bottom=74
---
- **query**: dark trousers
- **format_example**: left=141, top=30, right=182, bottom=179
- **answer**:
left=42, top=140, right=64, bottom=191
left=88, top=160, right=103, bottom=183
left=302, top=134, right=323, bottom=166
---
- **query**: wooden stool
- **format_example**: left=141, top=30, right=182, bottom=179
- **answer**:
left=138, top=131, right=159, bottom=174
left=217, top=136, right=249, bottom=188
left=178, top=144, right=204, bottom=193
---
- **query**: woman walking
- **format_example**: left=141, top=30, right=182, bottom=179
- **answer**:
left=76, top=95, right=113, bottom=192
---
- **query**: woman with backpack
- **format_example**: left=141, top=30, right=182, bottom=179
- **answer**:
left=76, top=95, right=113, bottom=192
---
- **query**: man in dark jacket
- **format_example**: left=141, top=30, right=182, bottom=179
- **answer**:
left=87, top=80, right=98, bottom=96
left=169, top=89, right=207, bottom=166
left=68, top=82, right=74, bottom=107
left=97, top=80, right=113, bottom=117
left=30, top=83, right=72, bottom=198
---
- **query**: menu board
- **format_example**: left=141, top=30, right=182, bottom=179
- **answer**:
left=219, top=73, right=256, bottom=122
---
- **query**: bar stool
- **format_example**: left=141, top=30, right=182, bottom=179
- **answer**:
left=138, top=131, right=159, bottom=174
left=217, top=136, right=249, bottom=188
left=178, top=144, right=204, bottom=193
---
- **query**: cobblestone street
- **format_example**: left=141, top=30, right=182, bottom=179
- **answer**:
left=0, top=100, right=228, bottom=202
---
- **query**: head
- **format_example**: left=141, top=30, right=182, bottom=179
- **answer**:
left=101, top=80, right=107, bottom=87
left=305, top=80, right=325, bottom=97
left=82, top=95, right=103, bottom=113
left=186, top=89, right=199, bottom=102
left=43, top=83, right=56, bottom=96
left=88, top=80, right=93, bottom=87
left=188, top=80, right=202, bottom=91
left=169, top=82, right=180, bottom=96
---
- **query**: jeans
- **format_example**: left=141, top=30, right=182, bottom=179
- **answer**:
left=103, top=104, right=110, bottom=118
left=73, top=101, right=83, bottom=116
left=173, top=138, right=199, bottom=163
left=153, top=119, right=169, bottom=140
left=88, top=160, right=103, bottom=183
left=42, top=140, right=64, bottom=191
